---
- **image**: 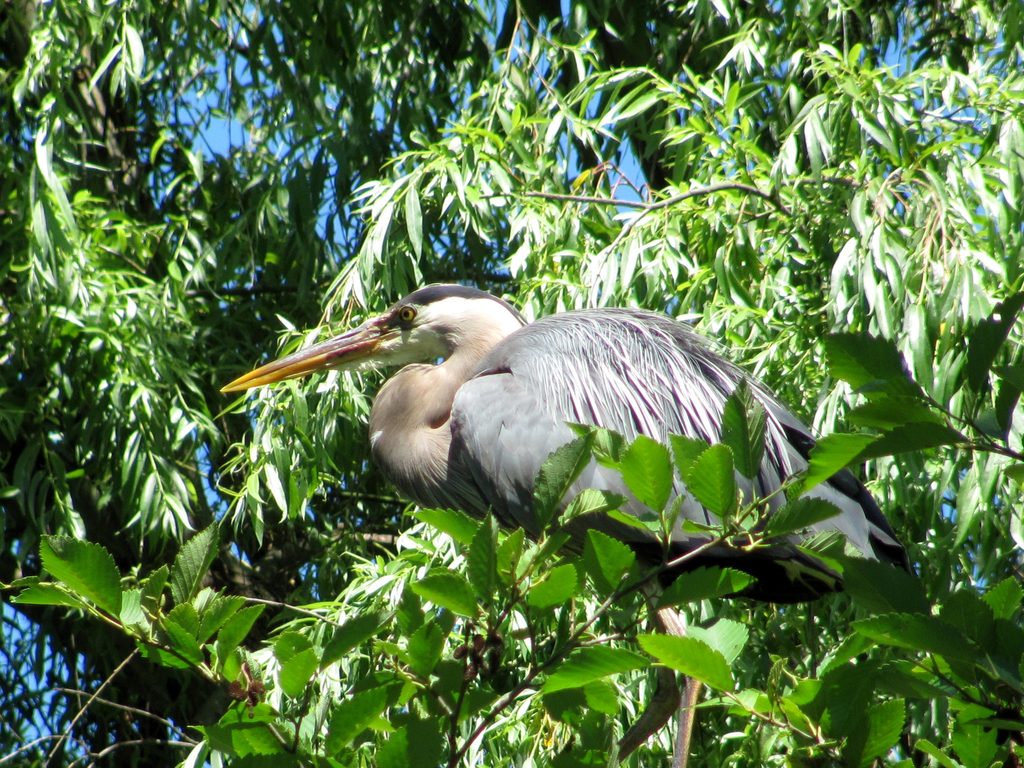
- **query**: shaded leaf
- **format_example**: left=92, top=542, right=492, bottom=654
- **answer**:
left=656, top=567, right=753, bottom=607
left=534, top=434, right=594, bottom=530
left=803, top=433, right=877, bottom=492
left=825, top=333, right=923, bottom=399
left=763, top=498, right=841, bottom=538
left=414, top=508, right=478, bottom=546
left=542, top=647, right=649, bottom=693
left=325, top=683, right=403, bottom=755
left=322, top=611, right=388, bottom=668
left=582, top=529, right=635, bottom=594
left=967, top=292, right=1024, bottom=392
left=467, top=515, right=498, bottom=603
left=722, top=382, right=767, bottom=480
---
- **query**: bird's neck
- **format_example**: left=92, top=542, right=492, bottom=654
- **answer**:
left=368, top=325, right=514, bottom=507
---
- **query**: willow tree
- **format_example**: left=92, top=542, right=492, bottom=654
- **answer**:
left=2, top=0, right=1022, bottom=765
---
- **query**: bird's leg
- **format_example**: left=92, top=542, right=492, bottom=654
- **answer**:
left=618, top=603, right=703, bottom=765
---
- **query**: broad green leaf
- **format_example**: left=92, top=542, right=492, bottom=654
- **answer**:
left=582, top=529, right=635, bottom=594
left=802, top=433, right=877, bottom=492
left=40, top=536, right=123, bottom=616
left=561, top=488, right=626, bottom=524
left=966, top=292, right=1024, bottom=392
left=763, top=498, right=841, bottom=538
left=841, top=557, right=929, bottom=615
left=847, top=398, right=945, bottom=429
left=468, top=515, right=498, bottom=603
left=196, top=594, right=245, bottom=643
left=526, top=563, right=580, bottom=609
left=638, top=633, right=733, bottom=691
left=825, top=333, right=923, bottom=399
left=170, top=525, right=220, bottom=605
left=722, top=382, right=767, bottom=480
left=656, top=567, right=753, bottom=606
left=406, top=620, right=445, bottom=677
left=618, top=435, right=673, bottom=511
left=410, top=570, right=478, bottom=617
left=497, top=528, right=525, bottom=583
left=161, top=606, right=203, bottom=667
left=13, top=583, right=88, bottom=609
left=215, top=604, right=265, bottom=662
left=983, top=578, right=1023, bottom=620
left=414, top=507, right=478, bottom=546
left=583, top=680, right=620, bottom=714
left=200, top=717, right=282, bottom=758
left=542, top=646, right=649, bottom=693
left=682, top=444, right=737, bottom=517
left=279, top=647, right=319, bottom=698
left=534, top=435, right=594, bottom=530
left=322, top=611, right=388, bottom=668
left=857, top=422, right=965, bottom=460
left=670, top=434, right=709, bottom=477
left=140, top=564, right=169, bottom=613
left=848, top=698, right=906, bottom=767
left=377, top=716, right=444, bottom=768
left=914, top=738, right=961, bottom=768
left=325, top=683, right=402, bottom=754
left=689, top=618, right=748, bottom=663
left=274, top=630, right=313, bottom=662
left=952, top=713, right=998, bottom=768
left=853, top=613, right=977, bottom=663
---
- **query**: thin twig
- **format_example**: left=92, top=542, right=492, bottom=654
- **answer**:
left=53, top=689, right=189, bottom=735
left=45, top=649, right=139, bottom=768
left=242, top=597, right=348, bottom=628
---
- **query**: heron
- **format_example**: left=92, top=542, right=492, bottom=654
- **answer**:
left=222, top=283, right=907, bottom=761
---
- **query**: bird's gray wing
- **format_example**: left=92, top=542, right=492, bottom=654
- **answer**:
left=448, top=309, right=906, bottom=593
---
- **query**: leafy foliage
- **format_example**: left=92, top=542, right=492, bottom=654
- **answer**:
left=2, top=0, right=1024, bottom=765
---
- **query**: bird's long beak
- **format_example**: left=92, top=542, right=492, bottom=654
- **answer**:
left=221, top=317, right=392, bottom=393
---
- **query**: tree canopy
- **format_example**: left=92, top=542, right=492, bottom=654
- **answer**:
left=2, top=0, right=1023, bottom=766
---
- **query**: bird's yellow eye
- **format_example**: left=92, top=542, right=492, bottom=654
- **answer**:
left=398, top=306, right=417, bottom=324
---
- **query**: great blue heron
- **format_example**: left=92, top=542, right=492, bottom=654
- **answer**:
left=223, top=283, right=906, bottom=597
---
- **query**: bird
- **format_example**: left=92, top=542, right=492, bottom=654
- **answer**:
left=222, top=283, right=907, bottom=601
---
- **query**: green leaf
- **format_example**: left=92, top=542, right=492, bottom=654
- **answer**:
left=406, top=620, right=446, bottom=677
left=170, top=525, right=220, bottom=605
left=215, top=604, right=265, bottom=662
left=497, top=528, right=526, bottom=583
left=669, top=434, right=709, bottom=477
left=325, top=683, right=402, bottom=754
left=983, top=578, right=1023, bottom=620
left=857, top=422, right=965, bottom=460
left=689, top=618, right=748, bottom=664
left=534, top=434, right=594, bottom=530
left=722, top=382, right=767, bottom=479
left=618, top=435, right=673, bottom=511
left=848, top=698, right=906, bottom=767
left=583, top=680, right=620, bottom=715
left=161, top=606, right=203, bottom=666
left=410, top=570, right=478, bottom=617
left=542, top=646, right=649, bottom=693
left=13, top=583, right=89, bottom=609
left=914, top=738, right=961, bottom=768
left=322, top=611, right=388, bottom=668
left=825, top=333, right=923, bottom=399
left=377, top=716, right=444, bottom=768
left=582, top=529, right=635, bottom=594
left=656, top=567, right=754, bottom=606
left=763, top=498, right=841, bottom=538
left=966, top=292, right=1024, bottom=392
left=467, top=515, right=498, bottom=603
left=526, top=563, right=580, bottom=609
left=952, top=716, right=998, bottom=768
left=853, top=613, right=977, bottom=663
left=847, top=398, right=946, bottom=429
left=279, top=647, right=319, bottom=698
left=39, top=536, right=123, bottom=616
left=638, top=633, right=733, bottom=690
left=414, top=508, right=478, bottom=546
left=140, top=564, right=169, bottom=613
left=802, top=433, right=878, bottom=492
left=682, top=444, right=737, bottom=517
left=561, top=488, right=626, bottom=524
left=841, top=557, right=929, bottom=615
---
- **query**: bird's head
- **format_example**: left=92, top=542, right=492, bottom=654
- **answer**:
left=221, top=284, right=525, bottom=392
